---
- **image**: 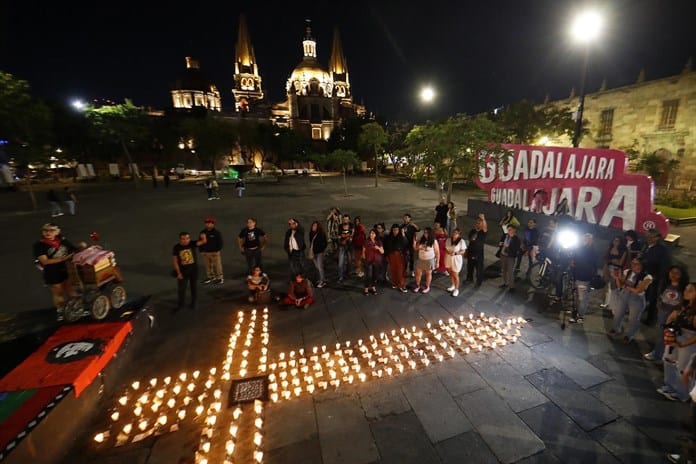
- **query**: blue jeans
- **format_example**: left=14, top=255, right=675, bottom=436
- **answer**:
left=364, top=261, right=381, bottom=287
left=650, top=309, right=671, bottom=359
left=612, top=290, right=646, bottom=339
left=312, top=252, right=325, bottom=283
left=338, top=246, right=349, bottom=279
left=575, top=280, right=590, bottom=317
left=288, top=250, right=304, bottom=279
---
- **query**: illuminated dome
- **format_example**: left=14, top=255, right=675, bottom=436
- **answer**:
left=286, top=23, right=333, bottom=98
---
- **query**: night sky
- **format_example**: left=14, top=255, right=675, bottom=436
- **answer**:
left=3, top=1, right=696, bottom=122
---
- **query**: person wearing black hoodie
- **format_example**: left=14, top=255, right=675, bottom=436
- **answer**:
left=199, top=217, right=224, bottom=284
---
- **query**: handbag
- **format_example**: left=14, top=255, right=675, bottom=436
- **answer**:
left=307, top=236, right=316, bottom=260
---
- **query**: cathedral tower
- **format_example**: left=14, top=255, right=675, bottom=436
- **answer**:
left=232, top=14, right=264, bottom=112
left=329, top=28, right=351, bottom=102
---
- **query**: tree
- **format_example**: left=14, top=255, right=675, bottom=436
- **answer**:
left=493, top=99, right=576, bottom=144
left=384, top=122, right=411, bottom=172
left=404, top=114, right=508, bottom=201
left=179, top=115, right=238, bottom=175
left=636, top=152, right=680, bottom=186
left=86, top=100, right=150, bottom=184
left=325, top=149, right=359, bottom=196
left=0, top=71, right=53, bottom=209
left=358, top=122, right=388, bottom=187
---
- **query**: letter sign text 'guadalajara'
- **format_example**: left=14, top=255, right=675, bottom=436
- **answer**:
left=476, top=144, right=669, bottom=237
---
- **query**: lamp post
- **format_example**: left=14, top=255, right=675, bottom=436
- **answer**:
left=570, top=10, right=602, bottom=148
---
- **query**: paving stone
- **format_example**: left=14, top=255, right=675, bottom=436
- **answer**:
left=147, top=424, right=201, bottom=464
left=315, top=394, right=379, bottom=464
left=514, top=450, right=562, bottom=464
left=400, top=372, right=473, bottom=442
left=496, top=340, right=552, bottom=376
left=265, top=437, right=323, bottom=464
left=526, top=368, right=618, bottom=432
left=519, top=402, right=619, bottom=463
left=85, top=448, right=151, bottom=464
left=265, top=397, right=317, bottom=451
left=455, top=387, right=545, bottom=464
left=518, top=325, right=554, bottom=347
left=358, top=377, right=412, bottom=420
left=433, top=355, right=487, bottom=397
left=468, top=350, right=549, bottom=413
left=590, top=418, right=665, bottom=464
left=370, top=411, right=440, bottom=464
left=435, top=430, right=498, bottom=464
left=531, top=341, right=612, bottom=389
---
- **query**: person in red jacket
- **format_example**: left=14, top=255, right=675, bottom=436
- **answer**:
left=352, top=216, right=366, bottom=278
left=282, top=273, right=315, bottom=309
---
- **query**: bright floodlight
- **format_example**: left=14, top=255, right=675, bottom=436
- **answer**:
left=557, top=229, right=579, bottom=249
left=571, top=10, right=603, bottom=43
left=420, top=86, right=435, bottom=103
left=72, top=99, right=85, bottom=110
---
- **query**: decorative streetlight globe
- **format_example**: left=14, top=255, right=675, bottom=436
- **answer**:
left=71, top=99, right=86, bottom=110
left=570, top=10, right=603, bottom=43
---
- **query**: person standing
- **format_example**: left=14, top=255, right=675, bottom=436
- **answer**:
left=610, top=258, right=653, bottom=343
left=237, top=218, right=267, bottom=275
left=284, top=218, right=306, bottom=278
left=325, top=207, right=342, bottom=255
left=624, top=230, right=642, bottom=262
left=63, top=187, right=78, bottom=216
left=199, top=217, right=224, bottom=284
left=413, top=227, right=439, bottom=294
left=465, top=213, right=488, bottom=288
left=515, top=219, right=539, bottom=277
left=362, top=229, right=384, bottom=295
left=235, top=178, right=246, bottom=197
left=444, top=228, right=467, bottom=297
left=569, top=233, right=598, bottom=323
left=47, top=189, right=64, bottom=217
left=433, top=221, right=448, bottom=273
left=642, top=228, right=672, bottom=325
left=352, top=216, right=366, bottom=278
left=172, top=231, right=207, bottom=311
left=383, top=224, right=408, bottom=293
left=499, top=209, right=520, bottom=229
left=163, top=171, right=170, bottom=188
left=644, top=266, right=689, bottom=362
left=446, top=201, right=457, bottom=237
left=434, top=197, right=448, bottom=230
left=308, top=221, right=328, bottom=287
left=33, top=223, right=80, bottom=321
left=499, top=224, right=521, bottom=292
left=204, top=178, right=213, bottom=200
left=337, top=215, right=354, bottom=282
left=400, top=213, right=421, bottom=277
left=600, top=235, right=628, bottom=312
left=211, top=178, right=220, bottom=199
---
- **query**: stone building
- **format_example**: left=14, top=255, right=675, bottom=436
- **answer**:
left=170, top=57, right=222, bottom=112
left=547, top=60, right=695, bottom=187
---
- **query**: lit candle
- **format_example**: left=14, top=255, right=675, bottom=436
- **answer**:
left=94, top=432, right=105, bottom=443
left=138, top=420, right=148, bottom=431
left=233, top=408, right=242, bottom=420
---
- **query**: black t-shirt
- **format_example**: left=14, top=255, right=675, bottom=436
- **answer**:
left=33, top=237, right=77, bottom=284
left=173, top=242, right=199, bottom=268
left=435, top=204, right=448, bottom=225
left=401, top=223, right=418, bottom=242
left=338, top=223, right=353, bottom=247
left=239, top=227, right=266, bottom=249
left=468, top=229, right=486, bottom=255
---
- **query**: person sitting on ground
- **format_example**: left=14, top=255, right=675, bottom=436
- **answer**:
left=247, top=266, right=270, bottom=303
left=282, top=273, right=315, bottom=309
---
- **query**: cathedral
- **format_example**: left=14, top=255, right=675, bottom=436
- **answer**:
left=170, top=15, right=365, bottom=141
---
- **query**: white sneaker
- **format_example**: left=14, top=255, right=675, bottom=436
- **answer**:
left=446, top=285, right=456, bottom=292
left=452, top=289, right=459, bottom=297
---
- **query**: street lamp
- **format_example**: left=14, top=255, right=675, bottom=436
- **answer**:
left=71, top=99, right=86, bottom=111
left=420, top=86, right=435, bottom=104
left=570, top=10, right=603, bottom=148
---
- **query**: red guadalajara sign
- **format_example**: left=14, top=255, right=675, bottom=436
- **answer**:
left=476, top=144, right=669, bottom=237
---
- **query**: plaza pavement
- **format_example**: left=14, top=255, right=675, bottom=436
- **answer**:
left=0, top=176, right=695, bottom=463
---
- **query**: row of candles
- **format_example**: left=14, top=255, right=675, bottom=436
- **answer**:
left=265, top=314, right=524, bottom=402
left=94, top=309, right=524, bottom=463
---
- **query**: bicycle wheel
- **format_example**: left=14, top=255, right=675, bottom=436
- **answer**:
left=528, top=263, right=545, bottom=289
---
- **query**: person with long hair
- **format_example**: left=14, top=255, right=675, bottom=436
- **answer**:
left=446, top=201, right=457, bottom=237
left=644, top=266, right=689, bottom=362
left=601, top=235, right=628, bottom=313
left=444, top=228, right=467, bottom=297
left=412, top=227, right=439, bottom=293
left=352, top=216, right=366, bottom=278
left=433, top=221, right=448, bottom=273
left=383, top=224, right=409, bottom=293
left=309, top=221, right=328, bottom=288
left=282, top=273, right=315, bottom=309
left=657, top=282, right=696, bottom=402
left=610, top=258, right=653, bottom=343
left=362, top=229, right=385, bottom=295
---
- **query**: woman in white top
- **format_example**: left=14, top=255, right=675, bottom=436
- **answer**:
left=444, top=228, right=467, bottom=297
left=413, top=227, right=439, bottom=294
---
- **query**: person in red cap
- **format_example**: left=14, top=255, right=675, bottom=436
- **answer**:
left=199, top=217, right=224, bottom=284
